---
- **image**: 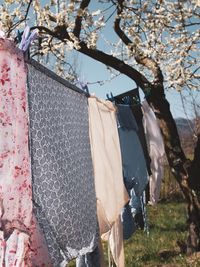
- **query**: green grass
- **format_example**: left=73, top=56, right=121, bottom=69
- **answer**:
left=68, top=199, right=200, bottom=266
left=68, top=166, right=200, bottom=266
left=123, top=200, right=188, bottom=267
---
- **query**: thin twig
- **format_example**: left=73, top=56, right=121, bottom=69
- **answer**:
left=6, top=0, right=33, bottom=37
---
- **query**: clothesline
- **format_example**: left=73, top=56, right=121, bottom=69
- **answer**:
left=26, top=59, right=90, bottom=98
left=0, top=37, right=165, bottom=267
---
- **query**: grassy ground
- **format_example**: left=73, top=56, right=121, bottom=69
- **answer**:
left=123, top=199, right=188, bottom=267
left=68, top=198, right=200, bottom=266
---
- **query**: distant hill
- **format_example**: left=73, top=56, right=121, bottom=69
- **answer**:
left=175, top=117, right=199, bottom=157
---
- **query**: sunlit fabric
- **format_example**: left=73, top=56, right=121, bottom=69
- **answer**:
left=142, top=100, right=165, bottom=205
left=27, top=63, right=98, bottom=266
left=0, top=39, right=51, bottom=267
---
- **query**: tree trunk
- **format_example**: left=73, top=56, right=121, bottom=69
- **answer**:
left=148, top=83, right=200, bottom=254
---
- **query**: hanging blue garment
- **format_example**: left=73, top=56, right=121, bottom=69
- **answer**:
left=116, top=104, right=148, bottom=239
left=130, top=189, right=142, bottom=217
left=121, top=204, right=136, bottom=240
left=113, top=89, right=152, bottom=177
left=117, top=104, right=148, bottom=197
left=130, top=189, right=144, bottom=230
left=121, top=189, right=145, bottom=239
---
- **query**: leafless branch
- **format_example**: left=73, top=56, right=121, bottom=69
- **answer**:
left=73, top=0, right=91, bottom=38
left=30, top=24, right=152, bottom=93
left=78, top=41, right=152, bottom=92
left=7, top=0, right=33, bottom=37
left=114, top=0, right=163, bottom=85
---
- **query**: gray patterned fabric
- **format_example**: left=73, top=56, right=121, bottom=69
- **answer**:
left=76, top=246, right=101, bottom=267
left=27, top=63, right=98, bottom=266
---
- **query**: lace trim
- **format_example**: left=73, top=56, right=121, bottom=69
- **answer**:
left=60, top=233, right=98, bottom=266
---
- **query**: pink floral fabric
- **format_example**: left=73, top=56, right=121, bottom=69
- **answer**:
left=0, top=39, right=51, bottom=266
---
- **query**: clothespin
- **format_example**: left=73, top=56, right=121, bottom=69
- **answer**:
left=75, top=79, right=89, bottom=94
left=19, top=26, right=38, bottom=52
left=81, top=83, right=89, bottom=94
left=106, top=92, right=115, bottom=103
left=106, top=93, right=110, bottom=100
left=123, top=96, right=131, bottom=105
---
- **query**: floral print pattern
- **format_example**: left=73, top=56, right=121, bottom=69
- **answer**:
left=0, top=39, right=51, bottom=266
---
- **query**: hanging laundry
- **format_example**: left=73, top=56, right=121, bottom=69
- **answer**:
left=108, top=215, right=125, bottom=267
left=114, top=88, right=152, bottom=177
left=116, top=104, right=149, bottom=239
left=130, top=104, right=152, bottom=176
left=130, top=104, right=151, bottom=204
left=88, top=96, right=129, bottom=267
left=117, top=104, right=148, bottom=197
left=121, top=204, right=136, bottom=239
left=76, top=249, right=100, bottom=267
left=76, top=241, right=105, bottom=267
left=129, top=190, right=148, bottom=232
left=27, top=62, right=98, bottom=266
left=88, top=97, right=129, bottom=233
left=0, top=38, right=51, bottom=266
left=142, top=100, right=165, bottom=205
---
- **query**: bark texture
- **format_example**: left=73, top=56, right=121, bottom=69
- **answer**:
left=149, top=84, right=200, bottom=254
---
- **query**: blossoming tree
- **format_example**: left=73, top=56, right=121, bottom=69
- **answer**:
left=1, top=0, right=200, bottom=254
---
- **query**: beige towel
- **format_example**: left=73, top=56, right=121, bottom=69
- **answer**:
left=108, top=216, right=125, bottom=267
left=88, top=96, right=129, bottom=267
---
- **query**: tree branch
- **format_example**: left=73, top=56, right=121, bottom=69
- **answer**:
left=31, top=25, right=71, bottom=41
left=114, top=0, right=132, bottom=46
left=73, top=0, right=91, bottom=38
left=7, top=0, right=33, bottom=37
left=32, top=25, right=152, bottom=94
left=78, top=41, right=152, bottom=92
left=114, top=0, right=163, bottom=85
left=31, top=26, right=56, bottom=36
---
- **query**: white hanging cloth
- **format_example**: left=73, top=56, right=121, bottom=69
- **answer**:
left=142, top=100, right=165, bottom=205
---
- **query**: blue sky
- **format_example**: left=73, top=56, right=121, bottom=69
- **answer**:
left=72, top=1, right=195, bottom=119
left=76, top=50, right=193, bottom=119
left=1, top=0, right=198, bottom=119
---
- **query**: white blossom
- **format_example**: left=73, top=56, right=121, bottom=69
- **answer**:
left=0, top=0, right=198, bottom=90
